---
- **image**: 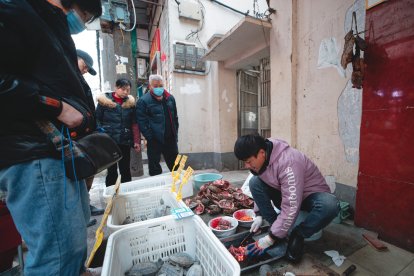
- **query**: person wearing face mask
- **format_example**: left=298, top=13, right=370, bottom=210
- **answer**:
left=136, top=74, right=179, bottom=176
left=76, top=49, right=105, bottom=228
left=0, top=0, right=102, bottom=275
left=96, top=79, right=141, bottom=187
left=234, top=134, right=340, bottom=263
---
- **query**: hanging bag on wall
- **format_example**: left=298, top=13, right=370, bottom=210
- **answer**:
left=341, top=11, right=367, bottom=70
left=37, top=120, right=122, bottom=180
left=350, top=12, right=366, bottom=89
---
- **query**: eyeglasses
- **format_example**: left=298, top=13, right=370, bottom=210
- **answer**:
left=77, top=9, right=95, bottom=24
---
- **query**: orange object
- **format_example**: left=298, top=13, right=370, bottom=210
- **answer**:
left=239, top=215, right=253, bottom=221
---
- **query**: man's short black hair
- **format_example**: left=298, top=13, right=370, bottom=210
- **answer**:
left=115, top=78, right=131, bottom=88
left=62, top=0, right=102, bottom=21
left=234, top=134, right=267, bottom=161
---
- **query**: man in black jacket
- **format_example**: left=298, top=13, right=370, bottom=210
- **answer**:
left=136, top=74, right=179, bottom=176
left=0, top=0, right=102, bottom=275
left=76, top=49, right=105, bottom=227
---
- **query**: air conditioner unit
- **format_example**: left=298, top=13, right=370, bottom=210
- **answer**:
left=174, top=44, right=186, bottom=69
left=195, top=48, right=206, bottom=72
left=185, top=45, right=196, bottom=70
left=179, top=0, right=202, bottom=21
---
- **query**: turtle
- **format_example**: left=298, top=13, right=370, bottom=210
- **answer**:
left=186, top=262, right=203, bottom=276
left=206, top=205, right=221, bottom=215
left=156, top=261, right=184, bottom=276
left=122, top=216, right=134, bottom=225
left=200, top=198, right=210, bottom=206
left=154, top=199, right=170, bottom=218
left=186, top=200, right=198, bottom=210
left=125, top=259, right=163, bottom=276
left=169, top=252, right=194, bottom=268
left=164, top=205, right=171, bottom=216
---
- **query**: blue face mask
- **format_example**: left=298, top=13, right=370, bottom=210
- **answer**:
left=67, top=10, right=86, bottom=34
left=153, top=87, right=164, bottom=96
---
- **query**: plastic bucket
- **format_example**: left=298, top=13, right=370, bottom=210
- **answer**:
left=193, top=173, right=223, bottom=191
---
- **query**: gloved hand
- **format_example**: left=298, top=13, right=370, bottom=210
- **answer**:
left=250, top=215, right=263, bottom=233
left=246, top=235, right=275, bottom=257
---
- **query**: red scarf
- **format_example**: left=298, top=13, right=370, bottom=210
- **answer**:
left=112, top=92, right=124, bottom=105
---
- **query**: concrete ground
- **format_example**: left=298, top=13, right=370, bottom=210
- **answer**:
left=87, top=165, right=414, bottom=275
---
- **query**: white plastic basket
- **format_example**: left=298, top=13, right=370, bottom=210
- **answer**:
left=102, top=215, right=240, bottom=276
left=103, top=173, right=194, bottom=203
left=103, top=174, right=172, bottom=203
left=107, top=188, right=186, bottom=233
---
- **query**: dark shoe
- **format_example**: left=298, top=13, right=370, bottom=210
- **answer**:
left=285, top=229, right=304, bottom=263
left=87, top=218, right=97, bottom=227
left=90, top=205, right=104, bottom=216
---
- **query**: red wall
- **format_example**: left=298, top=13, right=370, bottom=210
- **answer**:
left=355, top=0, right=414, bottom=252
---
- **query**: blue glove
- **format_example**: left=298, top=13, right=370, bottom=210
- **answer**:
left=246, top=235, right=275, bottom=257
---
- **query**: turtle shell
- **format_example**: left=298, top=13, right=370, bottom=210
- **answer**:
left=125, top=259, right=163, bottom=276
left=186, top=263, right=203, bottom=276
left=122, top=216, right=134, bottom=225
left=169, top=252, right=194, bottom=268
left=156, top=262, right=183, bottom=276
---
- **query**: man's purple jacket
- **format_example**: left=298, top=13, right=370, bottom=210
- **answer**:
left=254, top=138, right=331, bottom=239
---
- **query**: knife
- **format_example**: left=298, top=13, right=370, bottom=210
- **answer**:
left=240, top=230, right=261, bottom=247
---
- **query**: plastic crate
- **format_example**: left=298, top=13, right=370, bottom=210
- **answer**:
left=103, top=174, right=172, bottom=203
left=102, top=215, right=240, bottom=276
left=103, top=173, right=194, bottom=203
left=107, top=188, right=186, bottom=233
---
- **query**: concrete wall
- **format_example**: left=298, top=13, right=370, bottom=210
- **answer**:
left=268, top=0, right=363, bottom=189
left=160, top=0, right=266, bottom=169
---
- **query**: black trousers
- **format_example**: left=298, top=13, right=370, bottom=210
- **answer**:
left=147, top=139, right=178, bottom=176
left=105, top=144, right=131, bottom=187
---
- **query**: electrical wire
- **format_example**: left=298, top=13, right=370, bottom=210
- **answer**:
left=120, top=27, right=125, bottom=44
left=182, top=1, right=210, bottom=75
left=254, top=0, right=270, bottom=47
left=119, top=0, right=137, bottom=32
left=209, top=0, right=249, bottom=16
left=185, top=0, right=205, bottom=41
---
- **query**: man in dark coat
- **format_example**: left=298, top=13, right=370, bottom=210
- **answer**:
left=76, top=49, right=105, bottom=227
left=136, top=74, right=179, bottom=176
left=0, top=0, right=102, bottom=274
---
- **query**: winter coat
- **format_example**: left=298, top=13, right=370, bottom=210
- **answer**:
left=136, top=90, right=179, bottom=144
left=255, top=138, right=331, bottom=239
left=0, top=0, right=95, bottom=169
left=96, top=93, right=136, bottom=146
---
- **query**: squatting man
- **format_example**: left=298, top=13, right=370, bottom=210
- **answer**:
left=234, top=134, right=340, bottom=262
